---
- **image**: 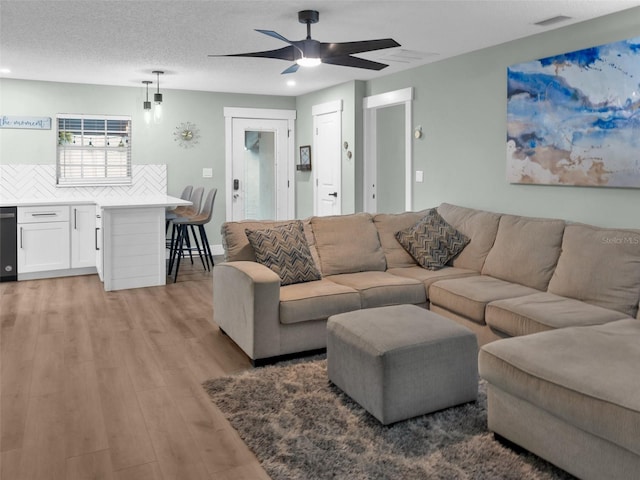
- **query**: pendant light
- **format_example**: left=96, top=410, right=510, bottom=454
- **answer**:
left=152, top=70, right=164, bottom=123
left=142, top=80, right=152, bottom=124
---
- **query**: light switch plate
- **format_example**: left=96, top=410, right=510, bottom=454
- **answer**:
left=202, top=168, right=213, bottom=178
left=415, top=170, right=424, bottom=183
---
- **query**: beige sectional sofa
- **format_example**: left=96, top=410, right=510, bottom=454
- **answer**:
left=213, top=203, right=640, bottom=480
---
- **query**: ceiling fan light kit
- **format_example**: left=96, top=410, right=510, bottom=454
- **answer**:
left=296, top=57, right=321, bottom=68
left=210, top=10, right=400, bottom=74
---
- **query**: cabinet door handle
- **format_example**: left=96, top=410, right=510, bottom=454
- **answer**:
left=31, top=212, right=57, bottom=217
left=19, top=226, right=23, bottom=249
left=95, top=227, right=100, bottom=250
left=74, top=208, right=77, bottom=230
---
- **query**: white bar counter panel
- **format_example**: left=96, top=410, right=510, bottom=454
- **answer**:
left=97, top=196, right=191, bottom=291
left=101, top=206, right=165, bottom=291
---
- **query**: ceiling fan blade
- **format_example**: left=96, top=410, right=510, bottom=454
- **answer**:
left=255, top=29, right=293, bottom=44
left=321, top=38, right=400, bottom=57
left=209, top=45, right=295, bottom=61
left=322, top=55, right=390, bottom=71
left=281, top=63, right=300, bottom=75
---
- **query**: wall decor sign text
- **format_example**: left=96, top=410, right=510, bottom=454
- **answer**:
left=0, top=115, right=52, bottom=130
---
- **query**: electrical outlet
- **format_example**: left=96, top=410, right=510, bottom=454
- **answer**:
left=202, top=168, right=213, bottom=178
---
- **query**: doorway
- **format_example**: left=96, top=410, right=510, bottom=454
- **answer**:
left=313, top=100, right=342, bottom=216
left=224, top=108, right=296, bottom=221
left=363, top=87, right=413, bottom=213
left=376, top=104, right=405, bottom=214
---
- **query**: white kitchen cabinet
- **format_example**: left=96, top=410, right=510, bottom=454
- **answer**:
left=71, top=204, right=96, bottom=268
left=12, top=195, right=189, bottom=287
left=18, top=206, right=71, bottom=273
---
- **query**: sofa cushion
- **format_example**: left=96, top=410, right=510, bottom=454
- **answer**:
left=245, top=221, right=322, bottom=286
left=486, top=292, right=630, bottom=337
left=279, top=279, right=361, bottom=325
left=482, top=215, right=565, bottom=291
left=548, top=224, right=640, bottom=318
left=395, top=210, right=470, bottom=270
left=221, top=218, right=318, bottom=264
left=387, top=266, right=478, bottom=298
left=479, top=319, right=640, bottom=457
left=429, top=276, right=540, bottom=324
left=311, top=213, right=386, bottom=275
left=301, top=219, right=322, bottom=274
left=373, top=210, right=430, bottom=269
left=437, top=203, right=502, bottom=272
left=326, top=271, right=426, bottom=309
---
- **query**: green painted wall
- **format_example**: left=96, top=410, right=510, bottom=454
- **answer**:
left=2, top=6, right=640, bottom=234
left=0, top=78, right=295, bottom=245
left=366, top=7, right=640, bottom=228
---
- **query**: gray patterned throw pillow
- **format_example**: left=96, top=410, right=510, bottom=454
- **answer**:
left=245, top=220, right=322, bottom=286
left=395, top=210, right=470, bottom=270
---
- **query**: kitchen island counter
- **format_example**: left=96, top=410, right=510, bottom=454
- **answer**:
left=0, top=195, right=190, bottom=209
left=2, top=195, right=191, bottom=291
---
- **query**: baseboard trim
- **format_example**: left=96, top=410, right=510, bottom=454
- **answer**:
left=18, top=267, right=97, bottom=281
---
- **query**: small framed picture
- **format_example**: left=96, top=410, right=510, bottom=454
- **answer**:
left=297, top=145, right=312, bottom=171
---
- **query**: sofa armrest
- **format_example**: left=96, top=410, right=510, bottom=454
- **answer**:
left=212, top=261, right=282, bottom=361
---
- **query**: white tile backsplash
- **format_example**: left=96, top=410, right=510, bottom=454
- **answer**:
left=0, top=164, right=166, bottom=199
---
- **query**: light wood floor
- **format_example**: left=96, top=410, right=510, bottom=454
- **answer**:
left=0, top=264, right=271, bottom=480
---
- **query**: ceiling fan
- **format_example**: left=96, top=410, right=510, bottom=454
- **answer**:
left=210, top=10, right=401, bottom=74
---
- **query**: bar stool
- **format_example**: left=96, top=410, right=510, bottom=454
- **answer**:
left=170, top=188, right=217, bottom=282
left=167, top=187, right=203, bottom=273
left=166, top=185, right=193, bottom=233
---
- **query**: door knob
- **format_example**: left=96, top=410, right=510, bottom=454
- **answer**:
left=328, top=192, right=338, bottom=197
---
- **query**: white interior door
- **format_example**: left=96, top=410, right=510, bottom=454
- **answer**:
left=227, top=115, right=293, bottom=221
left=313, top=101, right=342, bottom=216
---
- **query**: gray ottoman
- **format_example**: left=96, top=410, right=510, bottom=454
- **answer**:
left=327, top=304, right=478, bottom=425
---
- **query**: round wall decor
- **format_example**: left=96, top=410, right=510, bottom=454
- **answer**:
left=174, top=121, right=200, bottom=148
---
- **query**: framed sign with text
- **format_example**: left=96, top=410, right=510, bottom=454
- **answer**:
left=0, top=115, right=52, bottom=130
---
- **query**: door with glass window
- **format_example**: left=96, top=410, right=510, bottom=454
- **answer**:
left=230, top=118, right=290, bottom=221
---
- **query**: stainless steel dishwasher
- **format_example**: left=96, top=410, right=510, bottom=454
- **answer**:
left=0, top=206, right=18, bottom=282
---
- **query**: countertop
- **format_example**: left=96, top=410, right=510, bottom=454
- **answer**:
left=0, top=195, right=191, bottom=209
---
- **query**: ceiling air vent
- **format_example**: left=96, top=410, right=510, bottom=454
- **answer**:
left=377, top=49, right=439, bottom=65
left=534, top=15, right=572, bottom=26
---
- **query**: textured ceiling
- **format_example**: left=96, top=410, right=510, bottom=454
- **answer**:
left=1, top=0, right=639, bottom=96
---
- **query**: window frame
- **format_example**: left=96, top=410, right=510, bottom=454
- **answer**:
left=56, top=113, right=132, bottom=187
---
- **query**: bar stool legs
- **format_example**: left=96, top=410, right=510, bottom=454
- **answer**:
left=168, top=188, right=217, bottom=283
left=169, top=223, right=212, bottom=282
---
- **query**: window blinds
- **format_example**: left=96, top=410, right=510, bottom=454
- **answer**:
left=57, top=114, right=132, bottom=186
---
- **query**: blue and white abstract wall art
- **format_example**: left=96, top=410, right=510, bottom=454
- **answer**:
left=507, top=36, right=640, bottom=188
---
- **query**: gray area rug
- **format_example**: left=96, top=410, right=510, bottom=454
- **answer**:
left=203, top=357, right=575, bottom=480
